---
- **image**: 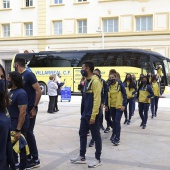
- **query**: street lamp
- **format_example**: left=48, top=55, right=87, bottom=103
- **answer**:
left=96, top=27, right=104, bottom=49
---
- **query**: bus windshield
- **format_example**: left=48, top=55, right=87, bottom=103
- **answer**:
left=163, top=60, right=170, bottom=85
left=163, top=60, right=170, bottom=75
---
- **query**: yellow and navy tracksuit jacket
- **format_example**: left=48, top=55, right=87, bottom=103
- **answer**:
left=152, top=82, right=160, bottom=97
left=81, top=75, right=102, bottom=120
left=137, top=85, right=154, bottom=103
left=106, top=82, right=127, bottom=109
left=123, top=81, right=137, bottom=99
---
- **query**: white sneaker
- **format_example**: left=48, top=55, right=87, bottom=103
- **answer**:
left=88, top=159, right=102, bottom=168
left=70, top=154, right=86, bottom=164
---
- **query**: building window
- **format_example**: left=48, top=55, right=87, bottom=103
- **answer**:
left=54, top=21, right=62, bottom=35
left=136, top=16, right=152, bottom=31
left=25, top=23, right=33, bottom=36
left=26, top=0, right=33, bottom=7
left=3, top=0, right=10, bottom=8
left=78, top=0, right=87, bottom=1
left=78, top=20, right=87, bottom=34
left=3, top=24, right=10, bottom=37
left=54, top=0, right=62, bottom=4
left=103, top=18, right=118, bottom=33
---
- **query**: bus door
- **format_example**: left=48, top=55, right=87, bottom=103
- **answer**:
left=73, top=68, right=82, bottom=93
left=153, top=61, right=166, bottom=93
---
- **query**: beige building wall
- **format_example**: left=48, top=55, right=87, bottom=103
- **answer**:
left=0, top=0, right=170, bottom=65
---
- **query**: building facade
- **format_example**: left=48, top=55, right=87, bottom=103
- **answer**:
left=0, top=0, right=170, bottom=71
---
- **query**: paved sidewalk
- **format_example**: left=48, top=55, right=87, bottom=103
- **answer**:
left=34, top=95, right=170, bottom=170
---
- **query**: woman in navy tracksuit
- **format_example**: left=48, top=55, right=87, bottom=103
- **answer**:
left=151, top=75, right=160, bottom=118
left=105, top=73, right=127, bottom=146
left=123, top=74, right=137, bottom=125
left=137, top=76, right=154, bottom=129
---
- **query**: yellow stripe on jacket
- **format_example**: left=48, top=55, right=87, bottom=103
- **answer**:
left=91, top=76, right=102, bottom=120
left=108, top=82, right=123, bottom=109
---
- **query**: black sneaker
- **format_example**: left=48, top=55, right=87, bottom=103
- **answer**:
left=127, top=120, right=131, bottom=125
left=140, top=122, right=143, bottom=127
left=26, top=159, right=40, bottom=169
left=104, top=127, right=110, bottom=133
left=142, top=125, right=146, bottom=129
left=124, top=119, right=128, bottom=124
left=113, top=139, right=120, bottom=146
left=110, top=134, right=116, bottom=143
left=89, top=139, right=95, bottom=147
left=151, top=115, right=154, bottom=119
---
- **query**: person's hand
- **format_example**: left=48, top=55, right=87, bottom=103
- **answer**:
left=145, top=98, right=149, bottom=102
left=120, top=106, right=125, bottom=111
left=30, top=107, right=37, bottom=118
left=105, top=106, right=108, bottom=111
left=14, top=132, right=21, bottom=141
left=89, top=118, right=95, bottom=124
left=136, top=99, right=139, bottom=102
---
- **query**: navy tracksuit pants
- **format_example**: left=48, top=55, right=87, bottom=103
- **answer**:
left=110, top=107, right=123, bottom=141
left=151, top=96, right=159, bottom=116
left=79, top=116, right=102, bottom=160
left=105, top=109, right=112, bottom=128
left=124, top=98, right=134, bottom=121
left=138, top=102, right=150, bottom=125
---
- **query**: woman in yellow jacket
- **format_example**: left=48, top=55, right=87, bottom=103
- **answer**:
left=137, top=76, right=154, bottom=129
left=151, top=75, right=160, bottom=118
left=123, top=74, right=137, bottom=125
left=105, top=73, right=127, bottom=146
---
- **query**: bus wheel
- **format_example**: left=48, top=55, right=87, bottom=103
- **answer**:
left=39, top=82, right=47, bottom=95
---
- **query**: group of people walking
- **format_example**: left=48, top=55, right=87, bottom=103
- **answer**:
left=0, top=57, right=161, bottom=169
left=0, top=57, right=42, bottom=170
left=71, top=60, right=161, bottom=168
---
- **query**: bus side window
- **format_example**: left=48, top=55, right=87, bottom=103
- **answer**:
left=47, top=56, right=71, bottom=67
left=28, top=55, right=48, bottom=67
left=104, top=54, right=115, bottom=66
left=94, top=53, right=106, bottom=66
left=116, top=58, right=123, bottom=66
